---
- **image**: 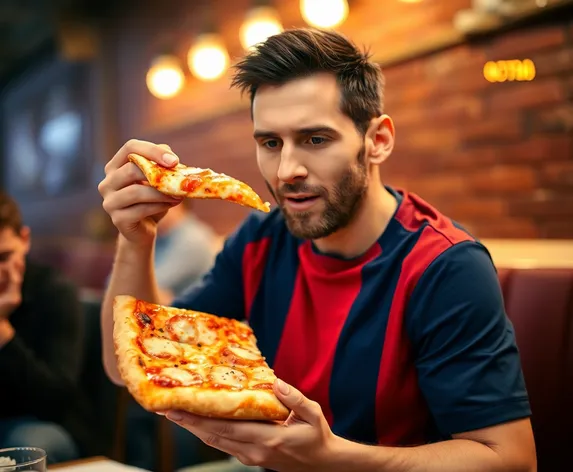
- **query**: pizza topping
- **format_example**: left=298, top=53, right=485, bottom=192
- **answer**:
left=181, top=177, right=202, bottom=193
left=157, top=367, right=203, bottom=386
left=226, top=322, right=254, bottom=342
left=195, top=319, right=219, bottom=346
left=220, top=345, right=264, bottom=366
left=251, top=383, right=274, bottom=390
left=136, top=312, right=152, bottom=326
left=228, top=345, right=260, bottom=360
left=141, top=336, right=182, bottom=359
left=166, top=315, right=198, bottom=344
left=250, top=366, right=275, bottom=381
left=209, top=366, right=247, bottom=389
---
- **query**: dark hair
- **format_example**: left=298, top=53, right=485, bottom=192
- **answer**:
left=231, top=28, right=384, bottom=135
left=0, top=190, right=23, bottom=234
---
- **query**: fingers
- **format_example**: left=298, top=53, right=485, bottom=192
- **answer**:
left=273, top=379, right=323, bottom=426
left=104, top=139, right=179, bottom=174
left=109, top=202, right=178, bottom=230
left=103, top=183, right=180, bottom=214
left=165, top=411, right=280, bottom=443
left=99, top=162, right=146, bottom=196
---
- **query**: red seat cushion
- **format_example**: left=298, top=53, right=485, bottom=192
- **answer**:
left=504, top=268, right=573, bottom=471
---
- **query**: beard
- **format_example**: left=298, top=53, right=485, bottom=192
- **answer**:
left=267, top=146, right=368, bottom=240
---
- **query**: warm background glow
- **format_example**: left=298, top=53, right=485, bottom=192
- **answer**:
left=187, top=34, right=229, bottom=81
left=145, top=55, right=185, bottom=99
left=300, top=0, right=349, bottom=28
left=240, top=6, right=283, bottom=50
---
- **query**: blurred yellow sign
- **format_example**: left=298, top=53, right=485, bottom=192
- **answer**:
left=483, top=59, right=536, bottom=83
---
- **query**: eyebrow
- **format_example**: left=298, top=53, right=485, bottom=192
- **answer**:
left=253, top=126, right=338, bottom=140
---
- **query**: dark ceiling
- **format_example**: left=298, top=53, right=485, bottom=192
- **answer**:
left=0, top=0, right=127, bottom=89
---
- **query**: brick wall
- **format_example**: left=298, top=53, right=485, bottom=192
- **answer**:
left=383, top=20, right=573, bottom=239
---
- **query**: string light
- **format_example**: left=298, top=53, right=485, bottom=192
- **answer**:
left=187, top=34, right=229, bottom=81
left=300, top=0, right=349, bottom=29
left=145, top=55, right=185, bottom=99
left=240, top=5, right=283, bottom=50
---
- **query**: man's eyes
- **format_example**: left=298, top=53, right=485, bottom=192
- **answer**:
left=261, top=136, right=328, bottom=149
left=308, top=136, right=327, bottom=145
left=263, top=140, right=280, bottom=149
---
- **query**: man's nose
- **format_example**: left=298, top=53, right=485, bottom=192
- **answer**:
left=277, top=145, right=307, bottom=183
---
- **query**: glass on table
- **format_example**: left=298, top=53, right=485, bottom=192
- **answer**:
left=0, top=448, right=46, bottom=472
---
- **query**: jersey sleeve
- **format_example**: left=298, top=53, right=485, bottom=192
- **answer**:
left=406, top=241, right=531, bottom=436
left=171, top=213, right=259, bottom=320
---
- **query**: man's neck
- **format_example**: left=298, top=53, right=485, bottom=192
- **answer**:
left=313, top=182, right=397, bottom=259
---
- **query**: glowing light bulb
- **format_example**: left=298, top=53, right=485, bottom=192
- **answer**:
left=300, top=0, right=349, bottom=29
left=187, top=34, right=229, bottom=81
left=145, top=55, right=185, bottom=99
left=240, top=6, right=283, bottom=50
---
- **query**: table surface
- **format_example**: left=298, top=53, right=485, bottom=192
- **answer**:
left=50, top=457, right=108, bottom=469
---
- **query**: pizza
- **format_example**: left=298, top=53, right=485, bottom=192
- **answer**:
left=113, top=295, right=290, bottom=421
left=128, top=153, right=271, bottom=213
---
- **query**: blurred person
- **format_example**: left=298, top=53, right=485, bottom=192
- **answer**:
left=0, top=191, right=86, bottom=464
left=154, top=200, right=217, bottom=303
left=98, top=29, right=536, bottom=472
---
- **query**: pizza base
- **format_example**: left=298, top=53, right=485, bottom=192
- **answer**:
left=113, top=295, right=289, bottom=421
left=128, top=153, right=271, bottom=213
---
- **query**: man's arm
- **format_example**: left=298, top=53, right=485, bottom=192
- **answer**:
left=102, top=235, right=161, bottom=385
left=334, top=241, right=536, bottom=471
left=332, top=418, right=535, bottom=472
left=0, top=274, right=87, bottom=421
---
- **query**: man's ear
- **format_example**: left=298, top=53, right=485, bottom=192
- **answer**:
left=19, top=226, right=31, bottom=254
left=365, top=115, right=395, bottom=165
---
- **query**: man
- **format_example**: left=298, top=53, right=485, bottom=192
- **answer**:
left=0, top=191, right=86, bottom=464
left=98, top=29, right=536, bottom=472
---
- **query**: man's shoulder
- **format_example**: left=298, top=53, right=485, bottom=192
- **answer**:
left=393, top=189, right=478, bottom=254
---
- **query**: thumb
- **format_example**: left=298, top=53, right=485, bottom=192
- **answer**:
left=273, top=379, right=323, bottom=426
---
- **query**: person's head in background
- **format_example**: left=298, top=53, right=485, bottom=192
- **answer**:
left=231, top=28, right=395, bottom=242
left=0, top=191, right=30, bottom=289
left=157, top=198, right=193, bottom=236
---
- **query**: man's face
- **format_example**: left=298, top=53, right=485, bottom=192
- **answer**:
left=0, top=227, right=29, bottom=291
left=253, top=73, right=369, bottom=240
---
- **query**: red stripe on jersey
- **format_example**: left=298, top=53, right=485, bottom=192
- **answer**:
left=396, top=191, right=475, bottom=244
left=376, top=224, right=473, bottom=444
left=242, top=238, right=272, bottom=320
left=272, top=241, right=381, bottom=426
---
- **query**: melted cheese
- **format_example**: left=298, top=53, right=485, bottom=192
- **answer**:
left=250, top=366, right=275, bottom=382
left=167, top=317, right=198, bottom=344
left=196, top=320, right=219, bottom=346
left=209, top=366, right=247, bottom=388
left=180, top=166, right=211, bottom=176
left=159, top=367, right=203, bottom=386
left=228, top=345, right=261, bottom=361
left=143, top=336, right=182, bottom=358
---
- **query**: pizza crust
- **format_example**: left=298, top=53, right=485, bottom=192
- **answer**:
left=113, top=295, right=290, bottom=420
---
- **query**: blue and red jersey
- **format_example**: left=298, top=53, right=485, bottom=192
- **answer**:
left=173, top=187, right=531, bottom=445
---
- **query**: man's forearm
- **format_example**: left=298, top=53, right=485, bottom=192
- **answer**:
left=102, top=234, right=161, bottom=384
left=332, top=437, right=521, bottom=472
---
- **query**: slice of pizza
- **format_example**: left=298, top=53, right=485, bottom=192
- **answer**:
left=113, top=295, right=290, bottom=421
left=128, top=153, right=271, bottom=213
